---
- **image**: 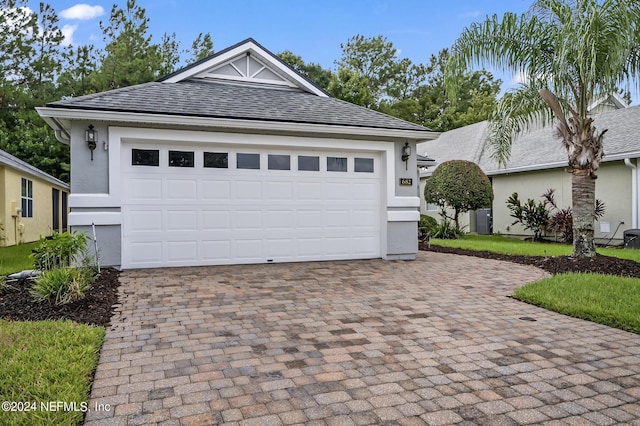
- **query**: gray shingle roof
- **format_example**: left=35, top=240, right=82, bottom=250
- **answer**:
left=418, top=105, right=640, bottom=174
left=46, top=79, right=431, bottom=133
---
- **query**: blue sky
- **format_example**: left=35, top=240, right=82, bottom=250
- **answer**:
left=40, top=0, right=532, bottom=89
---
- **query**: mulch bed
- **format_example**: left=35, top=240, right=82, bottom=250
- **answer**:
left=2, top=245, right=640, bottom=327
left=0, top=268, right=120, bottom=327
left=420, top=242, right=640, bottom=278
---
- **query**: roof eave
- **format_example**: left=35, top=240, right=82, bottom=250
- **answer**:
left=36, top=107, right=439, bottom=141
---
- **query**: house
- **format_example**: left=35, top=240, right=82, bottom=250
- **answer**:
left=418, top=101, right=640, bottom=244
left=37, top=39, right=438, bottom=269
left=0, top=149, right=69, bottom=246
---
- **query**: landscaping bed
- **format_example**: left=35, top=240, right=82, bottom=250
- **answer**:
left=0, top=268, right=120, bottom=327
left=420, top=241, right=640, bottom=278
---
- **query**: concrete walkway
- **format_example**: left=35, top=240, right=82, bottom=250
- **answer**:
left=84, top=252, right=640, bottom=425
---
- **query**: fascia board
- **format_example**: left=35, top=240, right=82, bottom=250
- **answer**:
left=36, top=107, right=439, bottom=141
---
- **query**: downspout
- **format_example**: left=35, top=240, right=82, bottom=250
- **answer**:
left=624, top=158, right=638, bottom=229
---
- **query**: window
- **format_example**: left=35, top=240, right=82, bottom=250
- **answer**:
left=132, top=149, right=159, bottom=166
left=169, top=150, right=194, bottom=167
left=268, top=154, right=290, bottom=170
left=298, top=156, right=319, bottom=171
left=52, top=188, right=60, bottom=231
left=237, top=153, right=260, bottom=169
left=354, top=158, right=374, bottom=173
left=327, top=157, right=347, bottom=172
left=21, top=178, right=33, bottom=218
left=204, top=152, right=228, bottom=168
left=426, top=202, right=438, bottom=212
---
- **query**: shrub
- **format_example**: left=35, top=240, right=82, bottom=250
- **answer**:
left=543, top=189, right=606, bottom=243
left=432, top=219, right=464, bottom=239
left=424, top=160, right=493, bottom=231
left=418, top=215, right=438, bottom=239
left=30, top=267, right=96, bottom=305
left=32, top=231, right=89, bottom=271
left=506, top=192, right=551, bottom=241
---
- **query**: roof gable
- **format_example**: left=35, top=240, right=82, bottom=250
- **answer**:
left=159, top=38, right=328, bottom=97
left=0, top=149, right=69, bottom=189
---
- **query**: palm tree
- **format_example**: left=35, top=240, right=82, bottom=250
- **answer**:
left=445, top=0, right=640, bottom=257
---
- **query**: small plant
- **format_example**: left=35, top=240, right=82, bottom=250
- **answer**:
left=506, top=192, right=551, bottom=241
left=0, top=275, right=5, bottom=292
left=543, top=189, right=606, bottom=243
left=32, top=231, right=89, bottom=271
left=418, top=215, right=438, bottom=240
left=30, top=267, right=96, bottom=305
left=432, top=219, right=464, bottom=239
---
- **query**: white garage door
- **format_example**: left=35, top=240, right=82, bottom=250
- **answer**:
left=121, top=143, right=382, bottom=268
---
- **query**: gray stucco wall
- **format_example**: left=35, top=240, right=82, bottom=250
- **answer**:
left=386, top=221, right=418, bottom=260
left=70, top=121, right=110, bottom=194
left=73, top=224, right=122, bottom=268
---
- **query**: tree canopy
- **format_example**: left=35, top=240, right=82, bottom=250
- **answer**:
left=445, top=0, right=640, bottom=257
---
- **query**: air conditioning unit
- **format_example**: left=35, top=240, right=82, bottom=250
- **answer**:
left=623, top=229, right=640, bottom=249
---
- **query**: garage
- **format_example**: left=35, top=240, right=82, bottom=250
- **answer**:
left=121, top=143, right=382, bottom=268
left=38, top=38, right=437, bottom=269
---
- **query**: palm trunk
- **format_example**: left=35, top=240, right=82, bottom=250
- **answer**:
left=572, top=169, right=597, bottom=257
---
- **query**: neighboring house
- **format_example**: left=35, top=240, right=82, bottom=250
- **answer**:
left=38, top=39, right=438, bottom=269
left=418, top=98, right=639, bottom=244
left=0, top=149, right=69, bottom=246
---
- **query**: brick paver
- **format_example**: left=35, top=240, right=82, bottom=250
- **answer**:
left=84, top=252, right=640, bottom=425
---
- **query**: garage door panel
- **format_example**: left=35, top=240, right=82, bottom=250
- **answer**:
left=201, top=210, right=230, bottom=229
left=167, top=210, right=197, bottom=231
left=265, top=181, right=293, bottom=200
left=122, top=145, right=382, bottom=268
left=201, top=180, right=230, bottom=199
left=236, top=181, right=262, bottom=199
left=202, top=240, right=231, bottom=260
left=167, top=241, right=197, bottom=262
left=128, top=209, right=162, bottom=232
left=166, top=179, right=197, bottom=200
left=236, top=211, right=262, bottom=229
left=127, top=178, right=162, bottom=200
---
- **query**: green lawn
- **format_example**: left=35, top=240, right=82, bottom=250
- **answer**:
left=514, top=273, right=640, bottom=333
left=431, top=234, right=640, bottom=261
left=0, top=320, right=105, bottom=425
left=0, top=243, right=37, bottom=275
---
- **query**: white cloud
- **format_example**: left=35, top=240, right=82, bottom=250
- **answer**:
left=60, top=24, right=78, bottom=46
left=459, top=10, right=481, bottom=19
left=60, top=4, right=104, bottom=20
left=512, top=70, right=529, bottom=85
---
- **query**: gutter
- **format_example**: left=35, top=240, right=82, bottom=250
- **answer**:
left=624, top=158, right=638, bottom=229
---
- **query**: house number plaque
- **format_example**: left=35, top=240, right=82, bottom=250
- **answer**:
left=399, top=178, right=413, bottom=186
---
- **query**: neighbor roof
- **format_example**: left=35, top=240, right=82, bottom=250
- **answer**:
left=418, top=105, right=640, bottom=175
left=0, top=149, right=69, bottom=189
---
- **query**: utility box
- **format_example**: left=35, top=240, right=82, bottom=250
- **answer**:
left=476, top=208, right=493, bottom=235
left=623, top=229, right=640, bottom=249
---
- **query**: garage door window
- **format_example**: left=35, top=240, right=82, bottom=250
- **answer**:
left=327, top=157, right=347, bottom=172
left=132, top=149, right=159, bottom=166
left=354, top=158, right=374, bottom=173
left=298, top=155, right=319, bottom=171
left=169, top=151, right=194, bottom=167
left=268, top=154, right=290, bottom=170
left=237, top=153, right=260, bottom=169
left=204, top=152, right=228, bottom=168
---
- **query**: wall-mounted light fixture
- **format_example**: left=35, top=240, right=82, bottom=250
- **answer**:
left=85, top=124, right=97, bottom=161
left=401, top=142, right=411, bottom=170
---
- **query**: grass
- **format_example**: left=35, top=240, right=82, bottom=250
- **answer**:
left=430, top=234, right=640, bottom=261
left=0, top=242, right=37, bottom=275
left=0, top=320, right=105, bottom=426
left=514, top=273, right=640, bottom=334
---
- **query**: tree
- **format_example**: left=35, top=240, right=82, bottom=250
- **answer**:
left=278, top=50, right=332, bottom=90
left=445, top=0, right=640, bottom=257
left=188, top=32, right=214, bottom=63
left=97, top=0, right=162, bottom=90
left=424, top=160, right=494, bottom=230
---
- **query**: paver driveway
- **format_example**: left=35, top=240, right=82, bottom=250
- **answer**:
left=84, top=252, right=640, bottom=425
